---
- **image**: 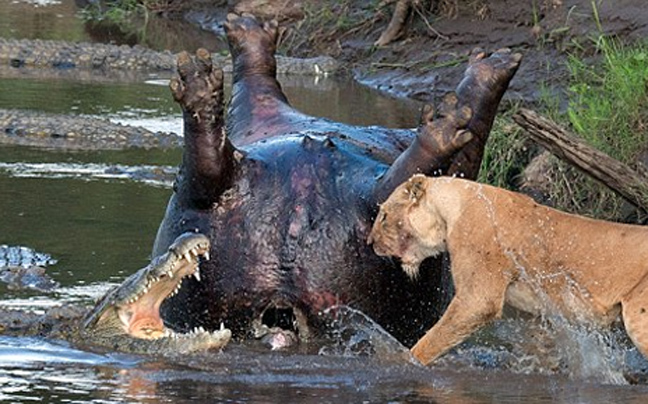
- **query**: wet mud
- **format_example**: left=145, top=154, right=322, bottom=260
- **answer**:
left=280, top=0, right=648, bottom=104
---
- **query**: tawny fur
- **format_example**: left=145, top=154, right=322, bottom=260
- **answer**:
left=368, top=174, right=648, bottom=366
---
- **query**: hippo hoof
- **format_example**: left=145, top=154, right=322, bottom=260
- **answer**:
left=467, top=48, right=523, bottom=88
left=225, top=13, right=279, bottom=49
left=419, top=93, right=473, bottom=158
left=225, top=13, right=279, bottom=73
left=169, top=49, right=224, bottom=118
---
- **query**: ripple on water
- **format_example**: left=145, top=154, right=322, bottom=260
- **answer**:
left=0, top=162, right=176, bottom=188
left=0, top=282, right=117, bottom=312
left=0, top=336, right=137, bottom=366
left=0, top=335, right=140, bottom=402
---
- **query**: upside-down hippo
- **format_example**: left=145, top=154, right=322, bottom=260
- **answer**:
left=153, top=13, right=521, bottom=346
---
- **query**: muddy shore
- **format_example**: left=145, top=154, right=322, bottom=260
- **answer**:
left=0, top=108, right=182, bottom=150
left=273, top=0, right=648, bottom=104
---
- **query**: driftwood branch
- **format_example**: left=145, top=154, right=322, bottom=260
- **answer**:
left=513, top=108, right=648, bottom=212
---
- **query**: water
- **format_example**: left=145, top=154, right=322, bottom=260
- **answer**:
left=2, top=1, right=648, bottom=402
left=0, top=0, right=227, bottom=53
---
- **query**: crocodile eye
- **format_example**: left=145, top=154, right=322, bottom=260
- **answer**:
left=380, top=212, right=388, bottom=224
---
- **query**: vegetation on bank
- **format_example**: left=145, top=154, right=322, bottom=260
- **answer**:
left=479, top=36, right=648, bottom=221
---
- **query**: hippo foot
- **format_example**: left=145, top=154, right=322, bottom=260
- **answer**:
left=466, top=48, right=522, bottom=92
left=445, top=48, right=522, bottom=178
left=225, top=13, right=279, bottom=75
left=460, top=48, right=522, bottom=117
left=170, top=49, right=224, bottom=126
left=418, top=93, right=474, bottom=159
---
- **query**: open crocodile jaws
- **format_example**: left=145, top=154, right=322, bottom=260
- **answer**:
left=82, top=233, right=231, bottom=354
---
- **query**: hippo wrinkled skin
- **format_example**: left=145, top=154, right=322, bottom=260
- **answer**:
left=153, top=14, right=521, bottom=346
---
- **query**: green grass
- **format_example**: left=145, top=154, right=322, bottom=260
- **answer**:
left=479, top=37, right=648, bottom=221
left=477, top=108, right=531, bottom=189
left=566, top=38, right=648, bottom=162
left=551, top=38, right=648, bottom=220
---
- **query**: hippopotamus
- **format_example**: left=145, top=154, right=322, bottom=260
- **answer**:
left=152, top=14, right=521, bottom=346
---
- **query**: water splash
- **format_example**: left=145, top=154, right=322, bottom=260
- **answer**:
left=465, top=183, right=631, bottom=383
left=542, top=315, right=628, bottom=384
left=318, top=305, right=416, bottom=364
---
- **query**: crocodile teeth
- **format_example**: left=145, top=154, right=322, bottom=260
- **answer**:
left=193, top=268, right=201, bottom=282
left=184, top=252, right=192, bottom=262
left=166, top=269, right=174, bottom=279
left=204, top=251, right=210, bottom=261
left=220, top=322, right=225, bottom=331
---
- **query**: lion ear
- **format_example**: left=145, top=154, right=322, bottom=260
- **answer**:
left=406, top=174, right=427, bottom=204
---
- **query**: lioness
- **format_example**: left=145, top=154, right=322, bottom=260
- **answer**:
left=368, top=174, right=648, bottom=366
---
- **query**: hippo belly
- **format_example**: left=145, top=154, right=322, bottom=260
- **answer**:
left=153, top=14, right=521, bottom=346
left=157, top=134, right=417, bottom=341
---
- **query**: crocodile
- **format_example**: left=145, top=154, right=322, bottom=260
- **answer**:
left=0, top=233, right=231, bottom=355
left=0, top=244, right=59, bottom=291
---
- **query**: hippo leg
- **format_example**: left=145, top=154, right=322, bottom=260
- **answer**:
left=170, top=49, right=238, bottom=209
left=448, top=48, right=522, bottom=178
left=372, top=49, right=521, bottom=203
left=373, top=93, right=474, bottom=202
left=225, top=14, right=306, bottom=144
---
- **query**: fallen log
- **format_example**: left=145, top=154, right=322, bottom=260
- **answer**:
left=513, top=108, right=648, bottom=213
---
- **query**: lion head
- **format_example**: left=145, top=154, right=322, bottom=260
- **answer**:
left=368, top=174, right=448, bottom=279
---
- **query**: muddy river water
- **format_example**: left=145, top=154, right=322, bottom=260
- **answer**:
left=3, top=0, right=648, bottom=402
